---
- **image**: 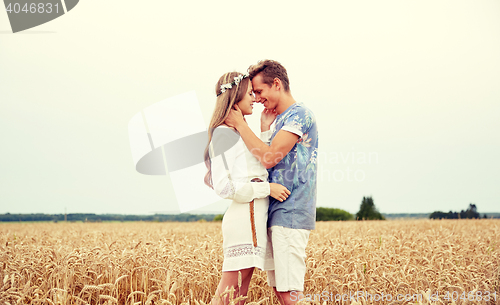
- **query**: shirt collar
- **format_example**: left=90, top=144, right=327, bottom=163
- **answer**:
left=277, top=102, right=302, bottom=118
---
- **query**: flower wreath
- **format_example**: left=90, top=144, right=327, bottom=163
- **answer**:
left=217, top=73, right=249, bottom=96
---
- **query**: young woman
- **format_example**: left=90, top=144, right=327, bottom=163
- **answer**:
left=204, top=72, right=290, bottom=305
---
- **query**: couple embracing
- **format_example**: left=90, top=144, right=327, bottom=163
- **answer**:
left=204, top=60, right=318, bottom=305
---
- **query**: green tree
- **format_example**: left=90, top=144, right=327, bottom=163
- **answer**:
left=213, top=214, right=224, bottom=222
left=460, top=203, right=480, bottom=219
left=356, top=196, right=385, bottom=220
left=316, top=207, right=353, bottom=221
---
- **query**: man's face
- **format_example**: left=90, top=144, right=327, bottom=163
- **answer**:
left=251, top=73, right=277, bottom=110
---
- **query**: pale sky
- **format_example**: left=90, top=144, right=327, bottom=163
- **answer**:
left=1, top=0, right=499, bottom=215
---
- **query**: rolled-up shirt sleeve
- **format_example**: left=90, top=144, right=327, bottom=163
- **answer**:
left=210, top=128, right=270, bottom=203
left=260, top=130, right=272, bottom=145
left=280, top=107, right=312, bottom=137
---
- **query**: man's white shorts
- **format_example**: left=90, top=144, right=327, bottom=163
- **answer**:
left=266, top=226, right=311, bottom=292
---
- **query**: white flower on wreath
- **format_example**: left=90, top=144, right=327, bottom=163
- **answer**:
left=220, top=83, right=232, bottom=93
left=234, top=75, right=244, bottom=85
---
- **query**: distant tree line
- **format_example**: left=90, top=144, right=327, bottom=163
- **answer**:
left=382, top=213, right=430, bottom=219
left=0, top=213, right=216, bottom=222
left=429, top=204, right=488, bottom=219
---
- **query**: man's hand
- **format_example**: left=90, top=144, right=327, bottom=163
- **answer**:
left=261, top=108, right=277, bottom=131
left=225, top=104, right=245, bottom=130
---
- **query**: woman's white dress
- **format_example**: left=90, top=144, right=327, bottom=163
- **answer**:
left=210, top=126, right=274, bottom=272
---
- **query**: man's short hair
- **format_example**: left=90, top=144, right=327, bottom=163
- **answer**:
left=248, top=60, right=290, bottom=92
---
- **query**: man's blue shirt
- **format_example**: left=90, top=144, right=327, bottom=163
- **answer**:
left=266, top=103, right=318, bottom=230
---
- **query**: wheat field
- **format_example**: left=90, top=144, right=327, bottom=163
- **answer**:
left=0, top=219, right=499, bottom=305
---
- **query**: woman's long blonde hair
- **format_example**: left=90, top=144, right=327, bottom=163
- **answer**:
left=204, top=72, right=250, bottom=189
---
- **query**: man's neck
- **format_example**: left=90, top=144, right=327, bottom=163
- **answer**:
left=276, top=94, right=296, bottom=115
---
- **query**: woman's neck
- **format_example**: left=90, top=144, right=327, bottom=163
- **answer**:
left=220, top=123, right=236, bottom=130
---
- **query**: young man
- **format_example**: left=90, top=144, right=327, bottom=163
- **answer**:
left=224, top=60, right=318, bottom=305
